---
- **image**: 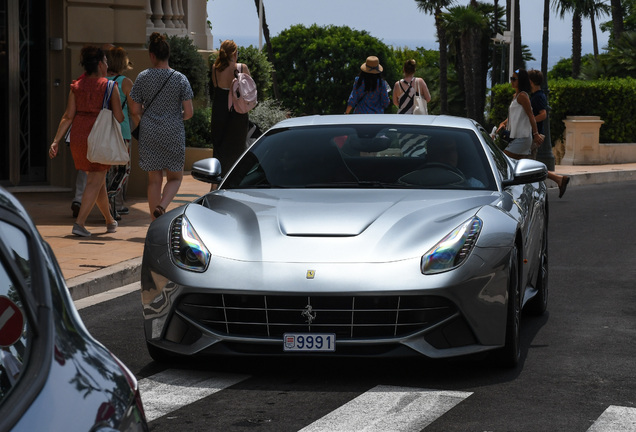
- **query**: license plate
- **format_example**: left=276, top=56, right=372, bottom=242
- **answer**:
left=283, top=333, right=335, bottom=352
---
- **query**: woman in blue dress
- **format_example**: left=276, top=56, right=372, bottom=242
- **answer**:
left=345, top=56, right=390, bottom=114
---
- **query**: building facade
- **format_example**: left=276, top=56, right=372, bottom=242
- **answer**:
left=0, top=0, right=212, bottom=189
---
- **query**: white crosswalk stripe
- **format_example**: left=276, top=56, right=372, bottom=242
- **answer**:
left=299, top=385, right=472, bottom=432
left=587, top=406, right=636, bottom=432
left=138, top=369, right=250, bottom=422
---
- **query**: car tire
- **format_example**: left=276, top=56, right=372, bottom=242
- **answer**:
left=495, top=244, right=521, bottom=368
left=527, top=217, right=548, bottom=316
left=146, top=342, right=182, bottom=364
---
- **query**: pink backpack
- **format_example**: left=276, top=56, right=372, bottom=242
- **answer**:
left=228, top=64, right=257, bottom=113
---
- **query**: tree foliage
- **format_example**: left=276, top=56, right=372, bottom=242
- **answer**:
left=167, top=35, right=208, bottom=99
left=270, top=24, right=399, bottom=115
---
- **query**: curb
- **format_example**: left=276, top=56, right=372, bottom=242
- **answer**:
left=565, top=169, right=636, bottom=187
left=67, top=257, right=142, bottom=301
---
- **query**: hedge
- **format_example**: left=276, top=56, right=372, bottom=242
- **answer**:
left=488, top=78, right=636, bottom=144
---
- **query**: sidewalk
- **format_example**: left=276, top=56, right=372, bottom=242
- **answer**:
left=9, top=172, right=210, bottom=300
left=8, top=163, right=636, bottom=301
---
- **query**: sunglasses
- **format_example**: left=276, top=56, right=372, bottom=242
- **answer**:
left=510, top=76, right=518, bottom=81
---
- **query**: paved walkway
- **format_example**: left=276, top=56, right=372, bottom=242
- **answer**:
left=7, top=163, right=636, bottom=300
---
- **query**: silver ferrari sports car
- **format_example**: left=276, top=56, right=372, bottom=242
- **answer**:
left=141, top=114, right=549, bottom=367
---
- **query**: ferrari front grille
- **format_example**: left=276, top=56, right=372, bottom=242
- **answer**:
left=176, top=294, right=457, bottom=339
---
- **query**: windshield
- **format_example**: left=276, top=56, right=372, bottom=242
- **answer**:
left=223, top=125, right=496, bottom=190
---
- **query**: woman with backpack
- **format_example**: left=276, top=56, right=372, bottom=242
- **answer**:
left=211, top=39, right=251, bottom=176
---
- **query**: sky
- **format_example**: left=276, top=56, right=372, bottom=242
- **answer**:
left=206, top=0, right=612, bottom=70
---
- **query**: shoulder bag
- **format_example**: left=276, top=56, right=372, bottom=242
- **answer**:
left=413, top=79, right=428, bottom=115
left=87, top=80, right=129, bottom=165
left=131, top=70, right=176, bottom=140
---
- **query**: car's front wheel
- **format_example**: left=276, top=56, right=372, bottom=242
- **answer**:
left=495, top=244, right=521, bottom=368
left=528, top=217, right=548, bottom=315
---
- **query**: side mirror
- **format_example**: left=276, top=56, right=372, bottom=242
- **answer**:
left=502, top=158, right=548, bottom=187
left=191, top=158, right=223, bottom=184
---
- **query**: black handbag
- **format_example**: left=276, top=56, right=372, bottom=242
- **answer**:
left=497, top=129, right=511, bottom=150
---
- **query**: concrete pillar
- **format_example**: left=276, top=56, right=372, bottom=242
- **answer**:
left=561, top=116, right=604, bottom=165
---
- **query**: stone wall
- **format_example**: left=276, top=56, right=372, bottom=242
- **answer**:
left=557, top=116, right=636, bottom=165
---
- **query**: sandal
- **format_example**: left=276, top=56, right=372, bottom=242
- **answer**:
left=558, top=176, right=570, bottom=199
left=153, top=205, right=166, bottom=218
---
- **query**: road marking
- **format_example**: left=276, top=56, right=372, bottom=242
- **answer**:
left=587, top=406, right=636, bottom=431
left=74, top=281, right=140, bottom=310
left=139, top=369, right=249, bottom=422
left=299, top=385, right=472, bottom=432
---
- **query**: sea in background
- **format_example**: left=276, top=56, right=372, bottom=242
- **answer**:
left=228, top=36, right=602, bottom=72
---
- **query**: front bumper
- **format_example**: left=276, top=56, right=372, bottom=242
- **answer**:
left=141, top=243, right=512, bottom=360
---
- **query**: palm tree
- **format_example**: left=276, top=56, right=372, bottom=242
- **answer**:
left=553, top=0, right=583, bottom=78
left=415, top=0, right=456, bottom=114
left=609, top=0, right=625, bottom=42
left=252, top=0, right=280, bottom=99
left=513, top=0, right=523, bottom=69
left=582, top=0, right=610, bottom=58
left=541, top=0, right=550, bottom=77
left=504, top=0, right=522, bottom=70
left=444, top=2, right=490, bottom=124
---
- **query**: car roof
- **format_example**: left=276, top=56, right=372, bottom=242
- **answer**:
left=270, top=114, right=481, bottom=131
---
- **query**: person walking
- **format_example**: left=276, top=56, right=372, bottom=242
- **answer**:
left=129, top=32, right=194, bottom=220
left=392, top=59, right=431, bottom=114
left=496, top=68, right=544, bottom=159
left=528, top=69, right=570, bottom=198
left=210, top=39, right=251, bottom=176
left=49, top=45, right=123, bottom=237
left=345, top=56, right=390, bottom=114
left=106, top=46, right=135, bottom=217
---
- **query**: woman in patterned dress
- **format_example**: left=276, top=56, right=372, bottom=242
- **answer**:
left=49, top=46, right=124, bottom=237
left=129, top=32, right=194, bottom=220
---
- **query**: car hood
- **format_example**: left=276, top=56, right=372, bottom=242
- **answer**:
left=185, top=189, right=501, bottom=263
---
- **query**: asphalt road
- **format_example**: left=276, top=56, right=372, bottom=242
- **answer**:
left=77, top=181, right=636, bottom=432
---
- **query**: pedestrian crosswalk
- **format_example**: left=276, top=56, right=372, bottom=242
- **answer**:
left=136, top=369, right=636, bottom=431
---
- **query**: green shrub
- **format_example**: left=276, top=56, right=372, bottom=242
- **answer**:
left=248, top=99, right=289, bottom=134
left=486, top=83, right=514, bottom=130
left=167, top=35, right=208, bottom=99
left=487, top=78, right=636, bottom=145
left=549, top=78, right=636, bottom=143
left=184, top=107, right=212, bottom=148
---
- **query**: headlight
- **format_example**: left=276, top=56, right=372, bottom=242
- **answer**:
left=170, top=215, right=210, bottom=272
left=421, top=217, right=482, bottom=274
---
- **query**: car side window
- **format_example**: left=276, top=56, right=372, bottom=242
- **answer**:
left=0, top=221, right=31, bottom=404
left=480, top=127, right=511, bottom=180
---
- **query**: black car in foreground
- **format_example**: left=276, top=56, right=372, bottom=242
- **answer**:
left=0, top=188, right=148, bottom=431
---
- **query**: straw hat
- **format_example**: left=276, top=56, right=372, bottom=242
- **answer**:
left=360, top=56, right=383, bottom=74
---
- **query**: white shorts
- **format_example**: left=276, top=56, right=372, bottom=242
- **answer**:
left=505, top=136, right=532, bottom=155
